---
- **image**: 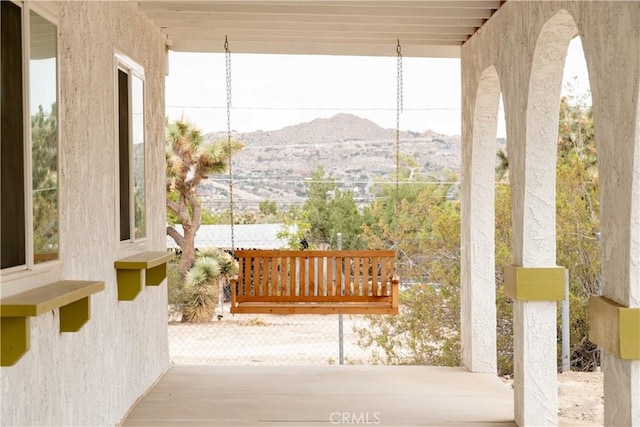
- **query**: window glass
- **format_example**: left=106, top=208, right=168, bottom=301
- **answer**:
left=132, top=75, right=145, bottom=239
left=30, top=10, right=59, bottom=263
left=118, top=69, right=131, bottom=241
left=117, top=60, right=146, bottom=243
left=1, top=1, right=26, bottom=269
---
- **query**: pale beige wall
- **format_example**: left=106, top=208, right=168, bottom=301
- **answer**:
left=0, top=2, right=169, bottom=425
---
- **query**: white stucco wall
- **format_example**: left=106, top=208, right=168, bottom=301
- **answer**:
left=0, top=2, right=169, bottom=426
left=462, top=1, right=640, bottom=426
left=460, top=66, right=500, bottom=374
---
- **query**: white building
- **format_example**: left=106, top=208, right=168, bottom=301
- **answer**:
left=167, top=223, right=292, bottom=250
left=1, top=2, right=638, bottom=426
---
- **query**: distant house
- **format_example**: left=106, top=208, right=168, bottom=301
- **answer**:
left=167, top=224, right=293, bottom=251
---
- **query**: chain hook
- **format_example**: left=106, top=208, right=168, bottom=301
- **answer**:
left=224, top=35, right=229, bottom=53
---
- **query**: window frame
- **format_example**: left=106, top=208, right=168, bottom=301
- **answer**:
left=1, top=1, right=61, bottom=276
left=114, top=51, right=147, bottom=249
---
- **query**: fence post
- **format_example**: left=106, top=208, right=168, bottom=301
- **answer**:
left=561, top=269, right=570, bottom=372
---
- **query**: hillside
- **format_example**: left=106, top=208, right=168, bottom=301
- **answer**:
left=201, top=113, right=467, bottom=211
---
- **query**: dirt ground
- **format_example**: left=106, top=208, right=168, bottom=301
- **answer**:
left=168, top=309, right=604, bottom=426
left=558, top=371, right=603, bottom=426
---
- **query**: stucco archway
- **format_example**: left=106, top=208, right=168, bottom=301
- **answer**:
left=511, top=9, right=580, bottom=426
left=461, top=65, right=501, bottom=374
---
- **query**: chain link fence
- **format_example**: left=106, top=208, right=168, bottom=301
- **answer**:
left=167, top=225, right=390, bottom=365
left=168, top=312, right=375, bottom=365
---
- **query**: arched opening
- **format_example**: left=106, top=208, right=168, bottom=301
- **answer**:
left=512, top=9, right=600, bottom=425
left=556, top=36, right=599, bottom=374
left=461, top=65, right=501, bottom=373
left=165, top=52, right=469, bottom=365
left=494, top=92, right=513, bottom=377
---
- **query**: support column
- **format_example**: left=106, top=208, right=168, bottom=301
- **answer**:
left=507, top=9, right=577, bottom=424
left=513, top=301, right=558, bottom=424
left=579, top=2, right=640, bottom=423
left=506, top=266, right=566, bottom=425
left=460, top=67, right=500, bottom=374
left=603, top=354, right=640, bottom=426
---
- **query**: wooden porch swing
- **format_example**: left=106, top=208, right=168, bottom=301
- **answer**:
left=223, top=38, right=403, bottom=315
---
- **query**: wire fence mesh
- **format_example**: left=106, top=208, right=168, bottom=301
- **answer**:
left=167, top=228, right=395, bottom=366
left=168, top=311, right=376, bottom=365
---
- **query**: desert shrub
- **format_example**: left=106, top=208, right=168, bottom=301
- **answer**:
left=182, top=256, right=221, bottom=323
left=167, top=255, right=186, bottom=319
left=169, top=248, right=239, bottom=323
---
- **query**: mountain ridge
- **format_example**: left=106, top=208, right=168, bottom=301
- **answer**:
left=200, top=113, right=465, bottom=211
left=204, top=113, right=455, bottom=147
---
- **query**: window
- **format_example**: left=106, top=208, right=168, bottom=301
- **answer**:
left=116, top=56, right=146, bottom=242
left=1, top=2, right=59, bottom=270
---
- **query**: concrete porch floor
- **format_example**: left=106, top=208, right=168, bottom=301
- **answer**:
left=123, top=365, right=515, bottom=426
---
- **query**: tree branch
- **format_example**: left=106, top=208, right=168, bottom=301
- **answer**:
left=187, top=191, right=202, bottom=232
left=167, top=199, right=191, bottom=226
left=167, top=225, right=185, bottom=249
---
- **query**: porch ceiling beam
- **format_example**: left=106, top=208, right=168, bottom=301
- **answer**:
left=135, top=0, right=503, bottom=57
left=169, top=39, right=460, bottom=57
left=138, top=0, right=503, bottom=10
left=164, top=30, right=468, bottom=43
left=160, top=22, right=478, bottom=35
left=138, top=3, right=496, bottom=19
left=147, top=13, right=487, bottom=28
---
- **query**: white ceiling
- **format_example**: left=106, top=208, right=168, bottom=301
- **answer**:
left=136, top=1, right=505, bottom=58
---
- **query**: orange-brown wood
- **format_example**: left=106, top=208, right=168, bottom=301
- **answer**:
left=278, top=257, right=284, bottom=296
left=230, top=250, right=398, bottom=315
left=289, top=256, right=296, bottom=296
left=230, top=304, right=398, bottom=315
left=243, top=256, right=251, bottom=296
left=372, top=256, right=379, bottom=296
left=263, top=258, right=269, bottom=296
left=381, top=258, right=388, bottom=295
left=391, top=278, right=399, bottom=310
left=317, top=256, right=325, bottom=296
left=327, top=257, right=334, bottom=297
left=299, top=257, right=306, bottom=296
left=362, top=257, right=370, bottom=296
left=235, top=249, right=394, bottom=258
left=236, top=295, right=391, bottom=303
left=335, top=257, right=342, bottom=296
left=271, top=256, right=278, bottom=295
left=309, top=258, right=315, bottom=296
left=353, top=257, right=361, bottom=296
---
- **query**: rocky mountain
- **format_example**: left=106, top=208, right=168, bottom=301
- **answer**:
left=201, top=113, right=466, bottom=211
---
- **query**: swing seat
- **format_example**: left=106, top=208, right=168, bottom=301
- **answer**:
left=230, top=250, right=399, bottom=315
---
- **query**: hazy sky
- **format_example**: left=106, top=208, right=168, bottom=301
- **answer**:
left=165, top=37, right=590, bottom=138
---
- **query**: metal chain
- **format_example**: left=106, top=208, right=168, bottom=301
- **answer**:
left=394, top=39, right=403, bottom=247
left=225, top=36, right=235, bottom=254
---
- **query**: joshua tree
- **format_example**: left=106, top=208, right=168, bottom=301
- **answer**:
left=165, top=118, right=242, bottom=278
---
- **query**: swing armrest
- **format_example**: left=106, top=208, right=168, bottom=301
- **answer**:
left=391, top=276, right=399, bottom=309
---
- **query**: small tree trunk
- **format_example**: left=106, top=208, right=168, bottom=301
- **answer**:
left=179, top=227, right=197, bottom=279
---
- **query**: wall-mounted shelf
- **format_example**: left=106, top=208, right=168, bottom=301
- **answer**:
left=1, top=280, right=105, bottom=366
left=114, top=251, right=175, bottom=301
